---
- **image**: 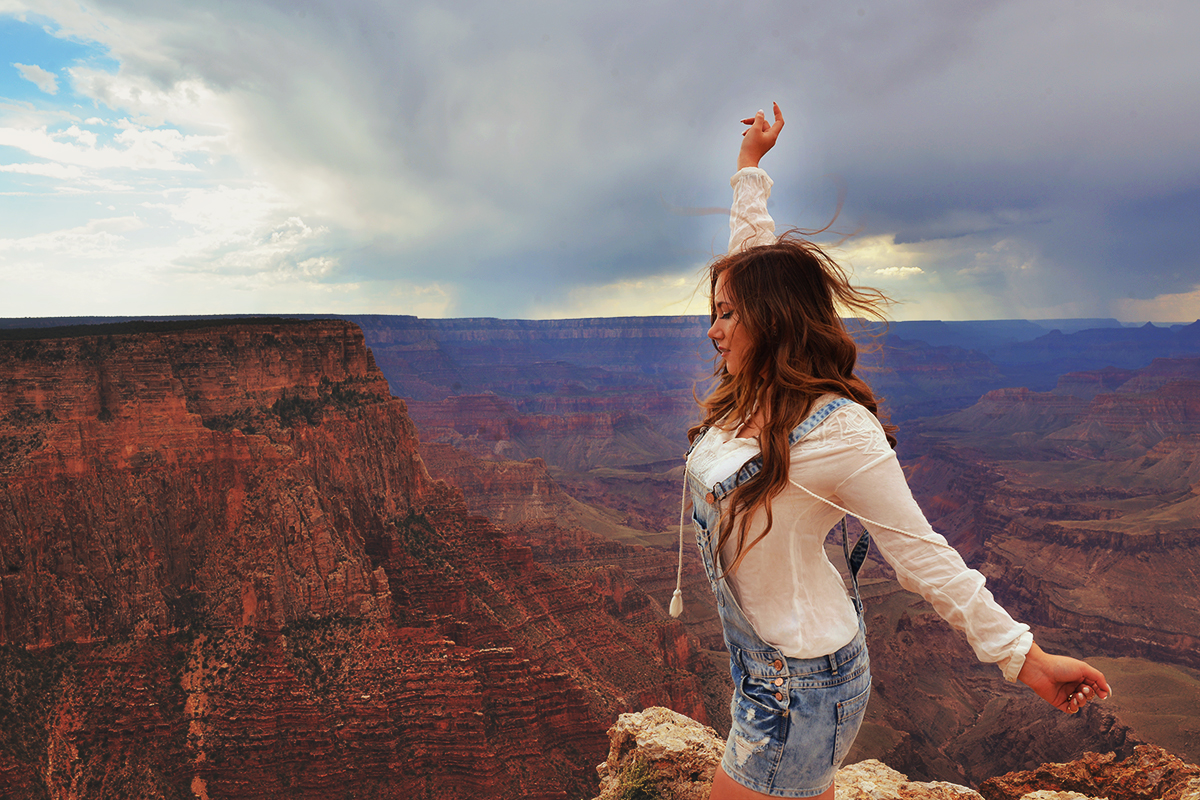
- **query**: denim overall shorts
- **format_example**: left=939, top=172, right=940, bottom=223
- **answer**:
left=687, top=398, right=871, bottom=797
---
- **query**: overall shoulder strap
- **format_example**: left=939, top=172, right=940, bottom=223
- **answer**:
left=786, top=396, right=852, bottom=447
left=841, top=519, right=870, bottom=616
left=710, top=396, right=854, bottom=502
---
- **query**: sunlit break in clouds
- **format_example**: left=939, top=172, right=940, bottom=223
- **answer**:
left=1, top=1, right=1198, bottom=322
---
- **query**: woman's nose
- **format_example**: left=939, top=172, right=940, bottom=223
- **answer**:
left=708, top=320, right=721, bottom=340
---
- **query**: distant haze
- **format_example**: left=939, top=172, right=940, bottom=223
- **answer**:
left=1, top=1, right=1198, bottom=322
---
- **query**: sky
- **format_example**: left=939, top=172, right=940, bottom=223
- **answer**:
left=1, top=1, right=1198, bottom=322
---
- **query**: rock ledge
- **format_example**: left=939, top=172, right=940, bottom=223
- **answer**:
left=594, top=708, right=1200, bottom=800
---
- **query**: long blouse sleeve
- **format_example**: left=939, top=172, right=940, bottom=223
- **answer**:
left=824, top=409, right=1035, bottom=681
left=729, top=167, right=776, bottom=253
left=704, top=413, right=1034, bottom=675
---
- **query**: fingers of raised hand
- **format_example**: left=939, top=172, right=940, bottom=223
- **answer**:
left=740, top=111, right=767, bottom=138
left=740, top=110, right=767, bottom=128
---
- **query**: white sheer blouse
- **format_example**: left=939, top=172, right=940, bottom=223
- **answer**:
left=688, top=168, right=1033, bottom=680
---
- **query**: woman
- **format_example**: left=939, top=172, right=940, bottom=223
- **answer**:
left=672, top=104, right=1111, bottom=800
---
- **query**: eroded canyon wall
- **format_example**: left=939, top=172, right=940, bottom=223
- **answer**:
left=899, top=358, right=1200, bottom=772
left=399, top=329, right=1200, bottom=787
left=0, top=320, right=715, bottom=800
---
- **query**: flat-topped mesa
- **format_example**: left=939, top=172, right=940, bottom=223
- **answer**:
left=0, top=319, right=427, bottom=647
left=942, top=386, right=1091, bottom=435
left=930, top=357, right=1200, bottom=456
left=0, top=318, right=394, bottom=472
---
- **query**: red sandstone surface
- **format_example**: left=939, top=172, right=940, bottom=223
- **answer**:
left=0, top=320, right=715, bottom=800
left=980, top=745, right=1200, bottom=800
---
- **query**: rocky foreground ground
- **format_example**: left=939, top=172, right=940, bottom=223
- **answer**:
left=595, top=707, right=1200, bottom=800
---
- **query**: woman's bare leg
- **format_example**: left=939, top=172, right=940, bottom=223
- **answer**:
left=710, top=763, right=835, bottom=800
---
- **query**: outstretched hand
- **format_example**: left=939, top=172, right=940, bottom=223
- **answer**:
left=1018, top=642, right=1111, bottom=714
left=738, top=101, right=784, bottom=170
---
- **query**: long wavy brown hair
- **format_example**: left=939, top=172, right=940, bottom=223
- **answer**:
left=688, top=231, right=896, bottom=576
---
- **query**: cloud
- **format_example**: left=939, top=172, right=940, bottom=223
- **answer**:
left=1, top=0, right=1198, bottom=320
left=0, top=122, right=222, bottom=171
left=526, top=271, right=708, bottom=320
left=1113, top=285, right=1200, bottom=324
left=0, top=215, right=144, bottom=258
left=873, top=266, right=924, bottom=279
left=13, top=62, right=58, bottom=94
left=0, top=161, right=83, bottom=179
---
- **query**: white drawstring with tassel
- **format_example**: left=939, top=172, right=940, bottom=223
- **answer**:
left=669, top=469, right=688, bottom=618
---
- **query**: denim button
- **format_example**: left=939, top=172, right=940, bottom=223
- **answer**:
left=705, top=492, right=716, bottom=504
left=774, top=692, right=784, bottom=701
left=773, top=677, right=784, bottom=687
left=772, top=659, right=783, bottom=670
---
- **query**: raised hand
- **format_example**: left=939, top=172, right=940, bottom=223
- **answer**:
left=738, top=101, right=785, bottom=170
left=1017, top=642, right=1112, bottom=714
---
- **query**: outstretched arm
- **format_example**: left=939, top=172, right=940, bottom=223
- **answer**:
left=1018, top=642, right=1111, bottom=714
left=737, top=102, right=784, bottom=170
left=814, top=409, right=1110, bottom=698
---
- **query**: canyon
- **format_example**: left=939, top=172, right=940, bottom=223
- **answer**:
left=355, top=315, right=1200, bottom=787
left=0, top=319, right=721, bottom=799
left=2, top=314, right=1199, bottom=797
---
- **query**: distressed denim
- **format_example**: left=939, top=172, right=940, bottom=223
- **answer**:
left=688, top=398, right=871, bottom=797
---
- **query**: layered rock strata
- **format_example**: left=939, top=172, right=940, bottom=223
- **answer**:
left=0, top=320, right=716, bottom=800
left=980, top=746, right=1200, bottom=800
left=899, top=358, right=1200, bottom=770
left=415, top=415, right=1142, bottom=787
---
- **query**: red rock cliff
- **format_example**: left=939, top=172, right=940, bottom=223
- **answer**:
left=0, top=320, right=711, bottom=800
left=0, top=320, right=412, bottom=646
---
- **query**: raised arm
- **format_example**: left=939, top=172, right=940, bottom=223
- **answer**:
left=729, top=103, right=785, bottom=253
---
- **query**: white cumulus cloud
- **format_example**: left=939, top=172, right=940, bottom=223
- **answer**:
left=0, top=162, right=84, bottom=179
left=0, top=123, right=222, bottom=171
left=0, top=215, right=144, bottom=258
left=873, top=266, right=925, bottom=279
left=13, top=63, right=58, bottom=94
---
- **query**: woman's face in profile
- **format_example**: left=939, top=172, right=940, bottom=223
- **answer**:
left=708, top=272, right=755, bottom=376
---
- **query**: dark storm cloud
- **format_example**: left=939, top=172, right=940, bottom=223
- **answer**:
left=7, top=0, right=1199, bottom=318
